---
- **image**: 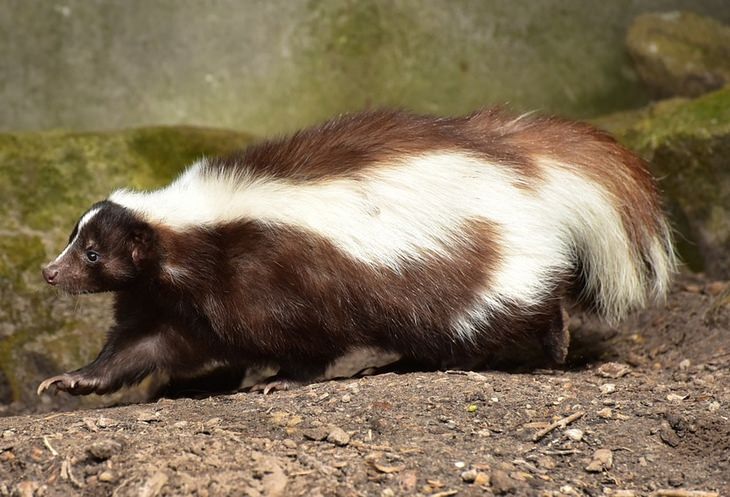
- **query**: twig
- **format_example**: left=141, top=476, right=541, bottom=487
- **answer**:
left=43, top=436, right=59, bottom=457
left=652, top=490, right=719, bottom=497
left=541, top=449, right=582, bottom=455
left=532, top=411, right=585, bottom=442
left=42, top=412, right=75, bottom=421
left=349, top=440, right=393, bottom=451
left=290, top=470, right=315, bottom=477
left=64, top=456, right=85, bottom=488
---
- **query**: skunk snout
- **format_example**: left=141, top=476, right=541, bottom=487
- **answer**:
left=42, top=264, right=60, bottom=285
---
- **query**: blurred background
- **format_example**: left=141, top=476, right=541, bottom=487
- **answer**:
left=2, top=0, right=729, bottom=133
left=1, top=0, right=729, bottom=413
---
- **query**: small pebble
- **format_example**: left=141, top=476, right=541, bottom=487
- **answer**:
left=454, top=461, right=466, bottom=469
left=326, top=426, right=350, bottom=446
left=559, top=485, right=580, bottom=496
left=705, top=281, right=729, bottom=296
left=341, top=394, right=351, bottom=403
left=565, top=428, right=584, bottom=441
left=87, top=439, right=122, bottom=461
left=96, top=417, right=118, bottom=428
left=473, top=472, right=490, bottom=486
left=491, top=470, right=515, bottom=495
left=461, top=469, right=478, bottom=482
left=303, top=427, right=329, bottom=441
left=136, top=410, right=159, bottom=423
left=98, top=470, right=116, bottom=483
left=679, top=359, right=691, bottom=370
left=597, top=407, right=613, bottom=419
left=585, top=448, right=613, bottom=472
left=282, top=439, right=297, bottom=449
left=15, top=481, right=39, bottom=497
left=659, top=421, right=680, bottom=447
left=597, top=362, right=631, bottom=378
left=600, top=383, right=616, bottom=394
left=684, top=283, right=702, bottom=293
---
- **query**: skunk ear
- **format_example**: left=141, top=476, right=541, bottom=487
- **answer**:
left=131, top=225, right=154, bottom=266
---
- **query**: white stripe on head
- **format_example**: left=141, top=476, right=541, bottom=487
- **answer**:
left=54, top=206, right=102, bottom=262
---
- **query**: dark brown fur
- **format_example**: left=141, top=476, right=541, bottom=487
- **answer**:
left=40, top=210, right=567, bottom=395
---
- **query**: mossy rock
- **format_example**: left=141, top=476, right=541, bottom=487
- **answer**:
left=627, top=11, right=730, bottom=98
left=594, top=87, right=730, bottom=277
left=0, top=127, right=254, bottom=409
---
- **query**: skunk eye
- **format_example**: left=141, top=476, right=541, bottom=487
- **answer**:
left=86, top=250, right=100, bottom=262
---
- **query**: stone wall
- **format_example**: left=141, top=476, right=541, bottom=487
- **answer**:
left=2, top=0, right=729, bottom=135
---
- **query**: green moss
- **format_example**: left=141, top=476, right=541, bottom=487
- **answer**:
left=0, top=235, right=46, bottom=280
left=128, top=126, right=256, bottom=188
left=593, top=87, right=730, bottom=277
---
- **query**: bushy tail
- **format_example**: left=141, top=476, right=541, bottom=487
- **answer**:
left=574, top=210, right=678, bottom=323
left=556, top=165, right=679, bottom=323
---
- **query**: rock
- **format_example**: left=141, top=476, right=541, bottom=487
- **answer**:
left=565, top=428, right=584, bottom=442
left=597, top=362, right=631, bottom=378
left=627, top=12, right=730, bottom=98
left=585, top=448, right=613, bottom=472
left=0, top=127, right=254, bottom=407
left=461, top=469, right=478, bottom=482
left=600, top=383, right=616, bottom=395
left=473, top=472, right=490, bottom=486
left=303, top=427, right=329, bottom=442
left=136, top=410, right=160, bottom=423
left=594, top=87, right=730, bottom=278
left=15, top=480, right=39, bottom=497
left=282, top=439, right=297, bottom=449
left=98, top=470, right=116, bottom=483
left=659, top=421, right=681, bottom=447
left=597, top=408, right=613, bottom=419
left=87, top=439, right=122, bottom=461
left=490, top=470, right=515, bottom=495
left=326, top=426, right=350, bottom=446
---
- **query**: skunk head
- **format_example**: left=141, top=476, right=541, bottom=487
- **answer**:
left=42, top=201, right=158, bottom=294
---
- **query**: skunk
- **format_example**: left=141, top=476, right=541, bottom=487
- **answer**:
left=38, top=109, right=676, bottom=396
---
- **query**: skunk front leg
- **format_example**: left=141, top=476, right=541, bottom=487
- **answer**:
left=37, top=322, right=191, bottom=396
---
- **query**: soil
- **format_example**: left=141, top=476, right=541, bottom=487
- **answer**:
left=0, top=273, right=728, bottom=497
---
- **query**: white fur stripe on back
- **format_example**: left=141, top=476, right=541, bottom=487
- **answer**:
left=109, top=152, right=670, bottom=335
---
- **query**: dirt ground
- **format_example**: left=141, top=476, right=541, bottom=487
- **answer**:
left=0, top=273, right=728, bottom=497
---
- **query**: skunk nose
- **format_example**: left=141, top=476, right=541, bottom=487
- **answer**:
left=42, top=265, right=59, bottom=285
